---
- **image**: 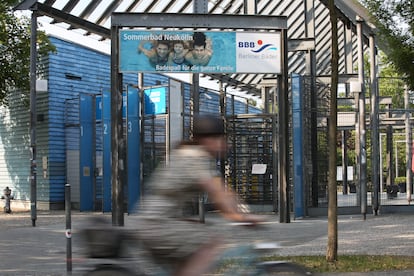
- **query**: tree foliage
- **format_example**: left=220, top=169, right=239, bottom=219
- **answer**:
left=0, top=0, right=55, bottom=106
left=360, top=0, right=414, bottom=90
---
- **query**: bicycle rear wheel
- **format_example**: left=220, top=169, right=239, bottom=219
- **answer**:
left=259, top=261, right=312, bottom=275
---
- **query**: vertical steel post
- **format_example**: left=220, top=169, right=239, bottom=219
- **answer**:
left=278, top=28, right=290, bottom=223
left=370, top=34, right=380, bottom=214
left=272, top=88, right=278, bottom=213
left=405, top=86, right=412, bottom=203
left=65, top=184, right=72, bottom=272
left=111, top=25, right=125, bottom=226
left=139, top=74, right=145, bottom=201
left=342, top=131, right=348, bottom=194
left=194, top=0, right=208, bottom=223
left=344, top=26, right=353, bottom=195
left=356, top=17, right=367, bottom=219
left=262, top=86, right=271, bottom=113
left=386, top=125, right=394, bottom=187
left=308, top=51, right=319, bottom=206
left=29, top=10, right=38, bottom=227
left=231, top=95, right=237, bottom=196
left=304, top=0, right=318, bottom=208
left=354, top=86, right=361, bottom=205
left=219, top=82, right=226, bottom=178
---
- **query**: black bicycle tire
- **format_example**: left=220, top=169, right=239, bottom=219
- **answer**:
left=84, top=264, right=136, bottom=276
left=259, top=261, right=312, bottom=275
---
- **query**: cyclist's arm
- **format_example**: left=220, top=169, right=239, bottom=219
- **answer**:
left=198, top=176, right=255, bottom=222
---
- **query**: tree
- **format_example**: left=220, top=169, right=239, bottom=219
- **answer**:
left=360, top=0, right=414, bottom=90
left=326, top=0, right=339, bottom=263
left=0, top=0, right=55, bottom=106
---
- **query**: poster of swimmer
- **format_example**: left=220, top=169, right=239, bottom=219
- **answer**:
left=119, top=30, right=281, bottom=74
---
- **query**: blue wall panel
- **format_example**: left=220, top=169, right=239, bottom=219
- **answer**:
left=79, top=94, right=94, bottom=211
left=102, top=91, right=111, bottom=212
left=48, top=37, right=137, bottom=206
left=47, top=37, right=111, bottom=203
left=127, top=87, right=140, bottom=212
left=4, top=35, right=261, bottom=209
left=45, top=37, right=257, bottom=208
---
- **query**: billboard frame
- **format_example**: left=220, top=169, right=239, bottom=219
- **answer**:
left=118, top=30, right=283, bottom=74
left=110, top=13, right=289, bottom=225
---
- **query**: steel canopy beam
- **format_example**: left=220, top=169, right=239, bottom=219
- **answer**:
left=317, top=74, right=359, bottom=84
left=23, top=2, right=111, bottom=39
left=111, top=13, right=287, bottom=30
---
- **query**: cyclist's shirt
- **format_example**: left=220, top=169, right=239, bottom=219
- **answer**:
left=134, top=144, right=216, bottom=265
left=138, top=145, right=214, bottom=219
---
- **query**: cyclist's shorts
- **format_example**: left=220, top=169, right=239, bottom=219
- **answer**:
left=134, top=218, right=214, bottom=266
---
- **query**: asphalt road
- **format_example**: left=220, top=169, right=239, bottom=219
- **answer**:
left=1, top=210, right=414, bottom=275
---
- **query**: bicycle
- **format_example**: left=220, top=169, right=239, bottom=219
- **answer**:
left=80, top=218, right=312, bottom=276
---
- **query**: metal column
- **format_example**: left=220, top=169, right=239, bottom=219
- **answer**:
left=304, top=0, right=318, bottom=208
left=194, top=0, right=208, bottom=223
left=278, top=28, right=290, bottom=223
left=405, top=86, right=413, bottom=203
left=29, top=10, right=38, bottom=227
left=356, top=17, right=367, bottom=219
left=111, top=24, right=125, bottom=226
left=370, top=33, right=380, bottom=214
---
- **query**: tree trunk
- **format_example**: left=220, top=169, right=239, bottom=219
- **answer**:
left=326, top=0, right=339, bottom=262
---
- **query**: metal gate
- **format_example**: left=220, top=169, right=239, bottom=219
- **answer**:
left=142, top=115, right=168, bottom=182
left=225, top=114, right=276, bottom=208
left=302, top=76, right=330, bottom=209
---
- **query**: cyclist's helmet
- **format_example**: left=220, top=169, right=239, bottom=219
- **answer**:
left=193, top=115, right=224, bottom=138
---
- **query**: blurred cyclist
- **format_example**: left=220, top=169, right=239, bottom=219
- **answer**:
left=134, top=115, right=260, bottom=276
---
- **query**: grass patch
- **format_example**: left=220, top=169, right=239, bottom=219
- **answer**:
left=265, top=255, right=414, bottom=273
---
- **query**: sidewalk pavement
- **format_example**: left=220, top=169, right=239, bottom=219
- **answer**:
left=1, top=210, right=414, bottom=275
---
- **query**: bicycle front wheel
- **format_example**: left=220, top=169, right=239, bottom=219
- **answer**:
left=259, top=261, right=312, bottom=275
left=85, top=264, right=136, bottom=276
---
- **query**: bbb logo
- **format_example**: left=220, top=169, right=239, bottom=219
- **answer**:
left=238, top=39, right=277, bottom=53
left=238, top=41, right=256, bottom=48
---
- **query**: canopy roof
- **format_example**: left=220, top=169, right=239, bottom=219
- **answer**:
left=15, top=0, right=377, bottom=97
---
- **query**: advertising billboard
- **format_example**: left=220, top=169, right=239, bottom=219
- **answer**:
left=119, top=30, right=281, bottom=74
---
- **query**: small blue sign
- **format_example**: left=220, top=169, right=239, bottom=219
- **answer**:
left=144, top=87, right=167, bottom=115
left=96, top=95, right=102, bottom=121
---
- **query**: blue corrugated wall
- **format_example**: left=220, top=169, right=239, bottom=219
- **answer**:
left=0, top=36, right=261, bottom=209
left=47, top=37, right=137, bottom=205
